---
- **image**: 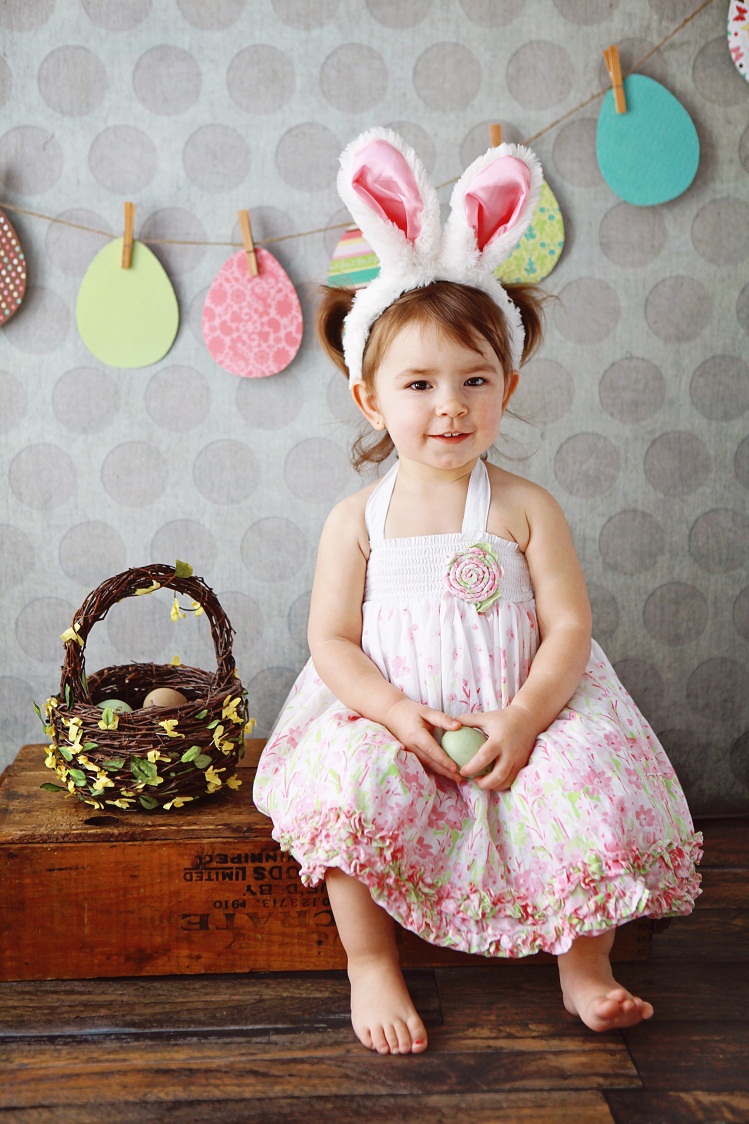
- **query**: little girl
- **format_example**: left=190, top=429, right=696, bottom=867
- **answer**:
left=253, top=128, right=702, bottom=1055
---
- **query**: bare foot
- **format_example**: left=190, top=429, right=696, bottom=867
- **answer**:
left=348, top=954, right=428, bottom=1054
left=559, top=950, right=654, bottom=1032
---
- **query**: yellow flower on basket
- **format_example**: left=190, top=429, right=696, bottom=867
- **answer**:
left=170, top=597, right=186, bottom=621
left=44, top=747, right=57, bottom=769
left=98, top=708, right=119, bottom=731
left=244, top=717, right=256, bottom=735
left=226, top=774, right=242, bottom=790
left=146, top=748, right=172, bottom=763
left=190, top=600, right=204, bottom=617
left=135, top=581, right=161, bottom=595
left=60, top=622, right=83, bottom=646
left=212, top=724, right=235, bottom=752
left=158, top=718, right=185, bottom=738
left=164, top=795, right=194, bottom=810
left=170, top=654, right=182, bottom=666
left=204, top=764, right=225, bottom=793
left=221, top=697, right=244, bottom=724
left=90, top=776, right=115, bottom=796
left=106, top=798, right=135, bottom=809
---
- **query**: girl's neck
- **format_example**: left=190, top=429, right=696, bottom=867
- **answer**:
left=394, top=455, right=479, bottom=491
left=384, top=456, right=479, bottom=538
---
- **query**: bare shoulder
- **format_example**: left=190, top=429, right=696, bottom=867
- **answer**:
left=485, top=462, right=569, bottom=550
left=320, top=480, right=378, bottom=559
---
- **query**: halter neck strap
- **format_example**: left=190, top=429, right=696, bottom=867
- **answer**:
left=365, top=459, right=491, bottom=542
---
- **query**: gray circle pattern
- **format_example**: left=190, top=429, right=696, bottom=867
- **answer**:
left=0, top=7, right=746, bottom=814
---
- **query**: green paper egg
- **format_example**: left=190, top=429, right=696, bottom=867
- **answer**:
left=596, top=73, right=700, bottom=206
left=495, top=180, right=565, bottom=284
left=441, top=727, right=491, bottom=775
left=96, top=699, right=132, bottom=714
left=328, top=224, right=380, bottom=289
left=76, top=238, right=179, bottom=368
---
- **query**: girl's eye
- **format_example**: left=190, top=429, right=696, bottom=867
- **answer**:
left=407, top=380, right=431, bottom=391
left=465, top=376, right=488, bottom=387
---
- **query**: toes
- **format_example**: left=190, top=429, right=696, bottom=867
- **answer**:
left=383, top=1023, right=401, bottom=1054
left=393, top=1018, right=413, bottom=1054
left=407, top=1015, right=428, bottom=1053
left=370, top=1026, right=391, bottom=1055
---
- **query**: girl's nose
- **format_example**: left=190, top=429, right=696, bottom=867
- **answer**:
left=436, top=389, right=467, bottom=417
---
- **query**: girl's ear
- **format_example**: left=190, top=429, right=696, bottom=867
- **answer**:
left=351, top=381, right=385, bottom=430
left=440, top=144, right=543, bottom=276
left=337, top=127, right=441, bottom=270
left=503, top=370, right=520, bottom=409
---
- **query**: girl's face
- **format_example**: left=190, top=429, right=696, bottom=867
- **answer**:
left=354, top=320, right=518, bottom=472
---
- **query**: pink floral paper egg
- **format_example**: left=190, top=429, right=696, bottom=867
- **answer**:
left=202, top=247, right=303, bottom=378
left=0, top=209, right=27, bottom=326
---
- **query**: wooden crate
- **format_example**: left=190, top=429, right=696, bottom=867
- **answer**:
left=0, top=742, right=652, bottom=981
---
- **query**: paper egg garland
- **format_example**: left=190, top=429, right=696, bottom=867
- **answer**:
left=328, top=182, right=565, bottom=292
left=328, top=225, right=379, bottom=289
left=0, top=209, right=27, bottom=326
left=728, top=0, right=749, bottom=81
left=203, top=247, right=303, bottom=378
left=495, top=180, right=565, bottom=284
left=596, top=74, right=700, bottom=206
left=76, top=238, right=179, bottom=368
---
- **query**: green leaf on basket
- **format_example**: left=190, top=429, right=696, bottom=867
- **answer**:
left=196, top=710, right=208, bottom=719
left=33, top=700, right=45, bottom=725
left=131, top=757, right=157, bottom=784
left=59, top=746, right=73, bottom=761
left=83, top=741, right=98, bottom=751
left=194, top=754, right=212, bottom=769
left=40, top=782, right=66, bottom=792
left=174, top=559, right=193, bottom=578
left=181, top=745, right=201, bottom=763
left=81, top=670, right=88, bottom=694
left=68, top=768, right=86, bottom=785
left=207, top=719, right=219, bottom=729
left=64, top=684, right=72, bottom=708
left=139, top=794, right=159, bottom=810
left=102, top=758, right=125, bottom=771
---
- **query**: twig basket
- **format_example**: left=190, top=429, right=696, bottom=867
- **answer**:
left=39, top=562, right=250, bottom=812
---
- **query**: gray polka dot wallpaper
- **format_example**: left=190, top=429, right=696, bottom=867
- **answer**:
left=1, top=0, right=747, bottom=813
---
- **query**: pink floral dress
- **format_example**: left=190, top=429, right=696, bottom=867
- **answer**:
left=253, top=459, right=702, bottom=957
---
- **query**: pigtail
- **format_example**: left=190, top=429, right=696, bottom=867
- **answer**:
left=316, top=285, right=356, bottom=378
left=503, top=283, right=549, bottom=366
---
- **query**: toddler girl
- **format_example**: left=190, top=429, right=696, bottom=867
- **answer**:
left=253, top=128, right=702, bottom=1055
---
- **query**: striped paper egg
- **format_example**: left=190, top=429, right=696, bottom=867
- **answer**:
left=328, top=225, right=380, bottom=289
left=495, top=180, right=565, bottom=285
left=0, top=209, right=27, bottom=326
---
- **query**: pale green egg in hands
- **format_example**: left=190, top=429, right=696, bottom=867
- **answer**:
left=441, top=726, right=492, bottom=777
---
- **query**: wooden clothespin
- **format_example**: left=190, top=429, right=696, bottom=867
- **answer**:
left=121, top=201, right=135, bottom=269
left=238, top=210, right=259, bottom=278
left=489, top=123, right=503, bottom=147
left=603, top=45, right=627, bottom=114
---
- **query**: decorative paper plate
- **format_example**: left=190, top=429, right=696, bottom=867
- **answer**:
left=596, top=73, right=700, bottom=206
left=728, top=0, right=749, bottom=81
left=328, top=225, right=379, bottom=289
left=0, top=209, right=27, bottom=326
left=76, top=239, right=179, bottom=368
left=202, top=247, right=303, bottom=378
left=495, top=180, right=565, bottom=284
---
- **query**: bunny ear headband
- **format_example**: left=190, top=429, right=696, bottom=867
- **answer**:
left=337, top=127, right=543, bottom=388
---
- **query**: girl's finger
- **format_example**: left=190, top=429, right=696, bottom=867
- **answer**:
left=427, top=710, right=462, bottom=731
left=413, top=739, right=461, bottom=778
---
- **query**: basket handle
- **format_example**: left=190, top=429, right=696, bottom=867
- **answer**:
left=59, top=563, right=237, bottom=705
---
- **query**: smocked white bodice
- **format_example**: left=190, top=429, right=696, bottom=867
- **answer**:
left=363, top=459, right=534, bottom=605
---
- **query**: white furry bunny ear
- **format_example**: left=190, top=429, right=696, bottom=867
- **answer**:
left=337, top=127, right=441, bottom=269
left=440, top=143, right=543, bottom=278
left=337, top=127, right=442, bottom=385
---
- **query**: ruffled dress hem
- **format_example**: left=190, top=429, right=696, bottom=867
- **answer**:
left=274, top=811, right=703, bottom=959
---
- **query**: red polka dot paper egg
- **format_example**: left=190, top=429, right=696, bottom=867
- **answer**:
left=0, top=210, right=27, bottom=326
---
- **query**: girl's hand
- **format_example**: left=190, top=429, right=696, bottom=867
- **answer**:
left=458, top=706, right=538, bottom=791
left=384, top=699, right=463, bottom=780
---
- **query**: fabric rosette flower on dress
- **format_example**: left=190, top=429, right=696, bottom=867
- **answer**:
left=444, top=542, right=503, bottom=613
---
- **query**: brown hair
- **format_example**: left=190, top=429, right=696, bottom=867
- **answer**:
left=316, top=279, right=547, bottom=472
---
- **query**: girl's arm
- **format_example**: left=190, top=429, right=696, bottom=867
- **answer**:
left=461, top=485, right=591, bottom=789
left=308, top=495, right=460, bottom=779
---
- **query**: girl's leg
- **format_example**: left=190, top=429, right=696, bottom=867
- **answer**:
left=557, top=928, right=654, bottom=1032
left=325, top=868, right=428, bottom=1054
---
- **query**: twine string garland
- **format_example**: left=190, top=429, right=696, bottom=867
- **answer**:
left=0, top=0, right=716, bottom=254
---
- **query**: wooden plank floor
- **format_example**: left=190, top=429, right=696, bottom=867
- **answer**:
left=0, top=816, right=746, bottom=1124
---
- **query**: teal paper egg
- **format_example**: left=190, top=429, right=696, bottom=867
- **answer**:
left=441, top=727, right=491, bottom=775
left=596, top=74, right=700, bottom=206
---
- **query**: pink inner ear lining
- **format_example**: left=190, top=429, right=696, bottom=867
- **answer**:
left=464, top=156, right=532, bottom=252
left=350, top=139, right=424, bottom=243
